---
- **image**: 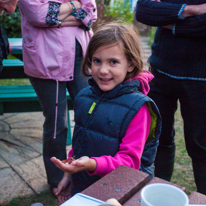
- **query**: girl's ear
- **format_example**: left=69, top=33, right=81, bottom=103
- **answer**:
left=127, top=63, right=135, bottom=73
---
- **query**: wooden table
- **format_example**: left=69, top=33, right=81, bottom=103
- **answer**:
left=81, top=165, right=206, bottom=205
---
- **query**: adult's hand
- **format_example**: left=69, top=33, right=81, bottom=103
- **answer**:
left=182, top=3, right=206, bottom=17
left=59, top=0, right=82, bottom=21
left=61, top=15, right=83, bottom=27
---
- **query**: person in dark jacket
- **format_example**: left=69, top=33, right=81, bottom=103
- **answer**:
left=136, top=0, right=206, bottom=195
left=0, top=0, right=18, bottom=72
left=51, top=23, right=161, bottom=204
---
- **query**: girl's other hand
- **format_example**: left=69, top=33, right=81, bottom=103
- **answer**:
left=55, top=173, right=72, bottom=204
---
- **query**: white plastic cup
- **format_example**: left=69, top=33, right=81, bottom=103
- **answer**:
left=31, top=203, right=44, bottom=206
left=140, top=183, right=189, bottom=206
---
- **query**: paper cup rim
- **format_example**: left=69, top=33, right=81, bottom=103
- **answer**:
left=31, top=203, right=44, bottom=206
left=140, top=183, right=189, bottom=206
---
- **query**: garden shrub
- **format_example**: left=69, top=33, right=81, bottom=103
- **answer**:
left=104, top=0, right=134, bottom=24
left=93, top=0, right=134, bottom=31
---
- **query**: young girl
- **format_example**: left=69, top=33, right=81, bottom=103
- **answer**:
left=51, top=22, right=161, bottom=204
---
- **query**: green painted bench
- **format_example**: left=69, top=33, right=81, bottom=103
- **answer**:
left=1, top=59, right=27, bottom=79
left=0, top=59, right=73, bottom=144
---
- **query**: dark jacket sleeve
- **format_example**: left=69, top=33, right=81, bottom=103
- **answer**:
left=175, top=13, right=206, bottom=36
left=135, top=0, right=206, bottom=37
left=135, top=0, right=183, bottom=26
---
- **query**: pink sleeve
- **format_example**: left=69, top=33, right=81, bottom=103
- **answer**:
left=89, top=103, right=151, bottom=177
left=80, top=0, right=97, bottom=26
left=18, top=0, right=62, bottom=27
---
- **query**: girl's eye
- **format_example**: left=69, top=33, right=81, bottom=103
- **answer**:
left=110, top=60, right=118, bottom=65
left=93, top=59, right=101, bottom=64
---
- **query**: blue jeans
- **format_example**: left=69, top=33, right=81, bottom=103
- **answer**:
left=148, top=68, right=206, bottom=194
left=29, top=40, right=88, bottom=187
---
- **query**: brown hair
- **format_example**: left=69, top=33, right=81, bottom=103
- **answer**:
left=82, top=22, right=143, bottom=80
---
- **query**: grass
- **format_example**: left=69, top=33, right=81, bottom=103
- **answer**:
left=171, top=104, right=196, bottom=195
left=0, top=78, right=30, bottom=86
left=2, top=190, right=59, bottom=206
left=2, top=104, right=196, bottom=206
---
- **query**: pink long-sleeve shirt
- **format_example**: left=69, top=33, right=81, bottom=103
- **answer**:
left=68, top=71, right=153, bottom=177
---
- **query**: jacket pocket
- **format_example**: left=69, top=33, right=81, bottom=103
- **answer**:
left=23, top=27, right=39, bottom=50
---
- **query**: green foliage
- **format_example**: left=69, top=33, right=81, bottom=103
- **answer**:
left=0, top=6, right=22, bottom=38
left=171, top=101, right=196, bottom=195
left=104, top=0, right=134, bottom=24
left=148, top=27, right=156, bottom=46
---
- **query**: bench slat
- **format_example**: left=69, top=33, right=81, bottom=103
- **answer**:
left=0, top=85, right=72, bottom=112
left=0, top=85, right=71, bottom=101
left=1, top=59, right=26, bottom=79
left=3, top=59, right=24, bottom=67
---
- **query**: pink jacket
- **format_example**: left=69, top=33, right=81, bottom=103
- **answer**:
left=69, top=71, right=154, bottom=177
left=18, top=0, right=97, bottom=81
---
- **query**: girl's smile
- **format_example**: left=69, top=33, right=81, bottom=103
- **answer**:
left=91, top=43, right=134, bottom=92
left=99, top=77, right=113, bottom=83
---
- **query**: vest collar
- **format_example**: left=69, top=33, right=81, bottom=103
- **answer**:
left=88, top=78, right=142, bottom=99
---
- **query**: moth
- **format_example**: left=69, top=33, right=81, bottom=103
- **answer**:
left=62, top=156, right=76, bottom=164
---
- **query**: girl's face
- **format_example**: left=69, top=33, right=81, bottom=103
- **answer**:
left=0, top=0, right=17, bottom=14
left=91, top=43, right=134, bottom=92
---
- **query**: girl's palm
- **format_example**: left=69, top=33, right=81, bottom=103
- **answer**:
left=51, top=156, right=90, bottom=174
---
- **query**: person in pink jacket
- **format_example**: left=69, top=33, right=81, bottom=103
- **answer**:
left=51, top=23, right=161, bottom=204
left=17, top=0, right=97, bottom=194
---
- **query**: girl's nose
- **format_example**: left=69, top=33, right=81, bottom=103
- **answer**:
left=99, top=66, right=109, bottom=75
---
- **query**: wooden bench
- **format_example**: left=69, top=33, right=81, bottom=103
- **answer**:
left=81, top=165, right=206, bottom=205
left=1, top=59, right=26, bottom=79
left=0, top=59, right=73, bottom=144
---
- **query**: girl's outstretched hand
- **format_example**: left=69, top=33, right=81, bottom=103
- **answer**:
left=50, top=156, right=97, bottom=174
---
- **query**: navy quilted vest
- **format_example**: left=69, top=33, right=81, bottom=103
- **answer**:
left=71, top=78, right=161, bottom=195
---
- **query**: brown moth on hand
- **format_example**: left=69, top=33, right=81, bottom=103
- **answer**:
left=62, top=156, right=76, bottom=164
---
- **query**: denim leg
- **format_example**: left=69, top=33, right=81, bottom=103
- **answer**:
left=66, top=39, right=89, bottom=102
left=148, top=69, right=178, bottom=181
left=29, top=77, right=67, bottom=188
left=179, top=80, right=206, bottom=194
